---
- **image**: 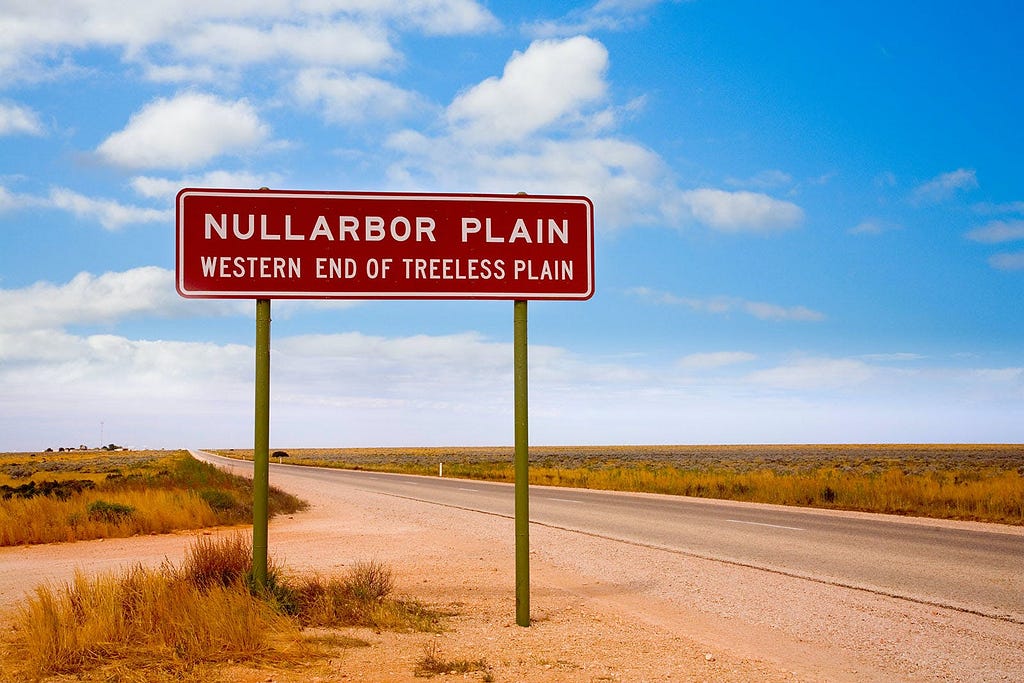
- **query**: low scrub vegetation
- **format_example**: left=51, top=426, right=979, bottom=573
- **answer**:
left=0, top=450, right=306, bottom=546
left=219, top=444, right=1024, bottom=525
left=414, top=641, right=491, bottom=679
left=2, top=534, right=443, bottom=681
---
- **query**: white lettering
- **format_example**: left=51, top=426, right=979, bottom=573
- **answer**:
left=416, top=217, right=437, bottom=242
left=201, top=255, right=301, bottom=279
left=339, top=216, right=359, bottom=240
left=284, top=215, right=302, bottom=240
left=365, top=216, right=385, bottom=241
left=260, top=215, right=280, bottom=241
left=509, top=218, right=531, bottom=243
left=310, top=216, right=332, bottom=240
left=547, top=218, right=569, bottom=244
left=205, top=214, right=227, bottom=239
left=315, top=257, right=357, bottom=279
left=390, top=216, right=411, bottom=241
left=235, top=214, right=255, bottom=240
left=461, top=217, right=481, bottom=242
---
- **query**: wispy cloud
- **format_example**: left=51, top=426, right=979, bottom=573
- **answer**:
left=0, top=102, right=44, bottom=135
left=48, top=188, right=170, bottom=230
left=524, top=0, right=671, bottom=38
left=677, top=351, right=757, bottom=370
left=130, top=170, right=284, bottom=201
left=0, top=267, right=244, bottom=332
left=965, top=219, right=1024, bottom=244
left=745, top=357, right=875, bottom=390
left=973, top=200, right=1024, bottom=215
left=911, top=168, right=978, bottom=205
left=988, top=252, right=1024, bottom=271
left=629, top=287, right=825, bottom=322
left=0, top=2, right=498, bottom=80
left=849, top=218, right=901, bottom=236
left=679, top=189, right=804, bottom=233
left=293, top=69, right=429, bottom=125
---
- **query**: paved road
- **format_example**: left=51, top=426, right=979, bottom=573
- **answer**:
left=194, top=450, right=1024, bottom=624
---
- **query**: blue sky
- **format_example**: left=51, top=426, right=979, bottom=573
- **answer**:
left=2, top=0, right=1023, bottom=450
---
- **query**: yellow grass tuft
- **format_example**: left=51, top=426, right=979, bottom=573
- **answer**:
left=2, top=534, right=444, bottom=681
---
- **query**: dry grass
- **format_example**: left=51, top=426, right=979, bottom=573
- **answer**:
left=0, top=450, right=307, bottom=546
left=218, top=444, right=1024, bottom=525
left=413, top=641, right=491, bottom=679
left=1, top=534, right=445, bottom=682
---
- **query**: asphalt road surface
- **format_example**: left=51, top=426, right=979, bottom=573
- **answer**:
left=194, top=450, right=1024, bottom=625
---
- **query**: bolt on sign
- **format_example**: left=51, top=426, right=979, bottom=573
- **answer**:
left=176, top=189, right=594, bottom=300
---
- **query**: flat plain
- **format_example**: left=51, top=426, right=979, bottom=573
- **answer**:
left=219, top=443, right=1024, bottom=524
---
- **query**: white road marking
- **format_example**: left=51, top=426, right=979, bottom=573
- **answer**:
left=457, top=487, right=480, bottom=492
left=725, top=519, right=805, bottom=531
left=548, top=498, right=584, bottom=504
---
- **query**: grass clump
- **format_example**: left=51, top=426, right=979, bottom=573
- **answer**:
left=86, top=499, right=135, bottom=522
left=3, top=534, right=444, bottom=681
left=288, top=560, right=442, bottom=632
left=414, top=641, right=490, bottom=679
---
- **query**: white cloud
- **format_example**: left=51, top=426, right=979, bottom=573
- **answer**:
left=386, top=36, right=803, bottom=236
left=742, top=300, right=824, bottom=322
left=0, top=102, right=44, bottom=135
left=677, top=351, right=757, bottom=370
left=678, top=189, right=804, bottom=233
left=47, top=188, right=170, bottom=230
left=849, top=218, right=900, bottom=236
left=0, top=185, right=38, bottom=212
left=178, top=20, right=396, bottom=69
left=965, top=219, right=1024, bottom=244
left=447, top=36, right=609, bottom=143
left=130, top=170, right=284, bottom=201
left=973, top=200, right=1024, bottom=215
left=859, top=352, right=925, bottom=362
left=142, top=62, right=219, bottom=84
left=629, top=287, right=825, bottom=322
left=989, top=252, right=1024, bottom=271
left=6, top=326, right=1024, bottom=450
left=745, top=357, right=876, bottom=390
left=97, top=93, right=270, bottom=170
left=388, top=132, right=672, bottom=231
left=376, top=0, right=501, bottom=35
left=293, top=69, right=427, bottom=124
left=0, top=267, right=245, bottom=333
left=0, top=2, right=498, bottom=80
left=524, top=0, right=666, bottom=37
left=912, top=168, right=978, bottom=204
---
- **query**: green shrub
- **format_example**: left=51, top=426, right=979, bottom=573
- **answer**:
left=86, top=500, right=134, bottom=522
left=198, top=488, right=237, bottom=512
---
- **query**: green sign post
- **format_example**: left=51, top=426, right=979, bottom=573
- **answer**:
left=513, top=299, right=530, bottom=626
left=252, top=298, right=271, bottom=589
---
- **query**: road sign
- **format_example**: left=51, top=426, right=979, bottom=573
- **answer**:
left=176, top=188, right=594, bottom=300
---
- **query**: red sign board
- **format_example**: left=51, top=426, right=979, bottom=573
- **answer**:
left=176, top=189, right=594, bottom=300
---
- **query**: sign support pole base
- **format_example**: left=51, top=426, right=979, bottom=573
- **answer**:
left=514, top=299, right=530, bottom=627
left=253, top=298, right=271, bottom=589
